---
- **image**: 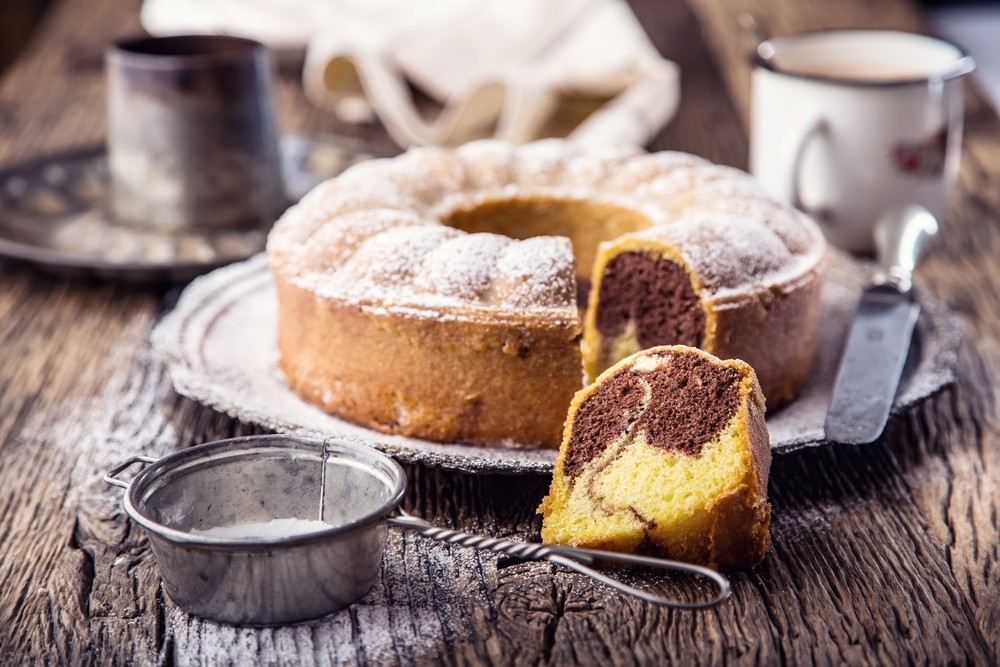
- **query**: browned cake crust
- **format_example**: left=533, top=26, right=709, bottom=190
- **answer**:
left=707, top=266, right=825, bottom=407
left=274, top=272, right=582, bottom=447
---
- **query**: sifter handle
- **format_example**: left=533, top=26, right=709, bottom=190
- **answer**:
left=103, top=455, right=159, bottom=489
left=387, top=511, right=731, bottom=610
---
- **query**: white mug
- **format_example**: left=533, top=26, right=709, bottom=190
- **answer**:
left=749, top=30, right=974, bottom=254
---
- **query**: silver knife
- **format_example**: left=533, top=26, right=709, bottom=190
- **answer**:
left=824, top=205, right=939, bottom=445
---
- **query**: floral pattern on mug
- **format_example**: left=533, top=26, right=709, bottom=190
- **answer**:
left=890, top=127, right=948, bottom=178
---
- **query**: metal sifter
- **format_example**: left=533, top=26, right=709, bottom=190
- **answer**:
left=104, top=435, right=730, bottom=625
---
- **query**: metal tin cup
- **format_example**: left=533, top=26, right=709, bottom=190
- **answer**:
left=106, top=35, right=286, bottom=235
left=105, top=435, right=730, bottom=626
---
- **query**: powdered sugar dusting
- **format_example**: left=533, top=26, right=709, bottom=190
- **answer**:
left=601, top=151, right=709, bottom=191
left=306, top=186, right=425, bottom=225
left=334, top=226, right=462, bottom=300
left=290, top=208, right=425, bottom=276
left=558, top=145, right=645, bottom=188
left=636, top=164, right=764, bottom=206
left=268, top=138, right=825, bottom=319
left=268, top=183, right=425, bottom=256
left=634, top=212, right=797, bottom=296
left=511, top=139, right=581, bottom=187
left=265, top=200, right=306, bottom=262
left=190, top=518, right=333, bottom=539
left=491, top=236, right=576, bottom=308
left=694, top=195, right=820, bottom=255
left=414, top=233, right=512, bottom=301
left=330, top=148, right=465, bottom=207
left=388, top=146, right=467, bottom=204
left=456, top=140, right=517, bottom=190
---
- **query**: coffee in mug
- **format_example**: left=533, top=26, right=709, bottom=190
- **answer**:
left=750, top=30, right=974, bottom=253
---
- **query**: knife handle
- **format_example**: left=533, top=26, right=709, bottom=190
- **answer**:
left=873, top=204, right=939, bottom=294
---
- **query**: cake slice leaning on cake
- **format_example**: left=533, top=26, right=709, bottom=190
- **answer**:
left=539, top=345, right=771, bottom=569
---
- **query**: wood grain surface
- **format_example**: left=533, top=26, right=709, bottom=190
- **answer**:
left=0, top=0, right=996, bottom=665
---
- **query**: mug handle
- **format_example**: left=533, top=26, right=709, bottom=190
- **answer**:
left=790, top=119, right=833, bottom=223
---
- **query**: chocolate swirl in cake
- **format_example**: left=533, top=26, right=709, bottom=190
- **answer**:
left=563, top=351, right=740, bottom=481
left=595, top=251, right=705, bottom=350
left=642, top=352, right=740, bottom=454
left=562, top=371, right=646, bottom=480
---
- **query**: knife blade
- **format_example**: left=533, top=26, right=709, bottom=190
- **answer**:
left=824, top=204, right=938, bottom=445
left=824, top=285, right=920, bottom=444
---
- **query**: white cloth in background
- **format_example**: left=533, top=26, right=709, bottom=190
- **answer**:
left=141, top=0, right=681, bottom=148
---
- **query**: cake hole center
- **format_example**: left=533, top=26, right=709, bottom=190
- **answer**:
left=441, top=195, right=653, bottom=291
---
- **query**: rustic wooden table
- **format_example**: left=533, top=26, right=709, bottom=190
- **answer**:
left=0, top=0, right=997, bottom=664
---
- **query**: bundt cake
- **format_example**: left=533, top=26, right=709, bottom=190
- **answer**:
left=539, top=345, right=771, bottom=568
left=267, top=139, right=825, bottom=448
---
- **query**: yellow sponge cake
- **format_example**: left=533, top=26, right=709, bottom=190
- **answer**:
left=539, top=345, right=771, bottom=568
